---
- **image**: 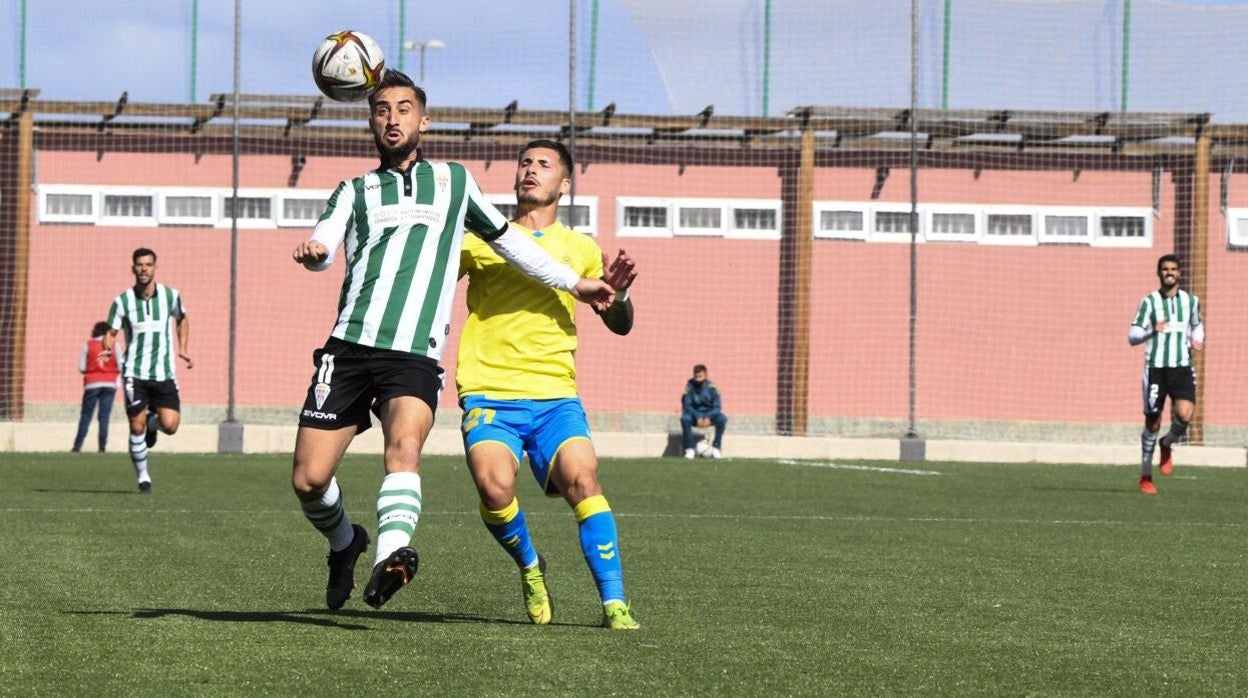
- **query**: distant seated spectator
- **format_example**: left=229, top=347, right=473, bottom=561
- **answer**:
left=681, top=363, right=726, bottom=459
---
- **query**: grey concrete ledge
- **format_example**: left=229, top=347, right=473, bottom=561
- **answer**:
left=5, top=421, right=1245, bottom=468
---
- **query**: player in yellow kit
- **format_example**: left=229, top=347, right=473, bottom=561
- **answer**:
left=458, top=139, right=639, bottom=629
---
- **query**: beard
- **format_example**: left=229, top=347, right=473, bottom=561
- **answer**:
left=373, top=130, right=421, bottom=165
left=516, top=186, right=561, bottom=208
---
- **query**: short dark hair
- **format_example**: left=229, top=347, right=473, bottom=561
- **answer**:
left=91, top=321, right=110, bottom=336
left=693, top=364, right=707, bottom=374
left=519, top=139, right=573, bottom=178
left=368, top=69, right=426, bottom=109
left=1157, top=254, right=1181, bottom=274
left=133, top=247, right=156, bottom=264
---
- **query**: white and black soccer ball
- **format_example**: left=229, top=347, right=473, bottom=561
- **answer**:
left=694, top=440, right=712, bottom=458
left=312, top=30, right=386, bottom=102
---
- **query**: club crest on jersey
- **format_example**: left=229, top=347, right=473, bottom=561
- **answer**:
left=314, top=382, right=331, bottom=410
left=436, top=173, right=449, bottom=192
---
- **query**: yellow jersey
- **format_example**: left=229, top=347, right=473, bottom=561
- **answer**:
left=456, top=221, right=604, bottom=400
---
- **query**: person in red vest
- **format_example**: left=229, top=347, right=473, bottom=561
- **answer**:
left=73, top=321, right=121, bottom=453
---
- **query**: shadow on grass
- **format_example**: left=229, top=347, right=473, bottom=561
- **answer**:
left=65, top=607, right=532, bottom=630
left=32, top=488, right=140, bottom=495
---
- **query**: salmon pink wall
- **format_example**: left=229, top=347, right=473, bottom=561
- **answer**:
left=22, top=150, right=1248, bottom=434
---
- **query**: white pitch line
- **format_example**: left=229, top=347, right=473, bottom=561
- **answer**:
left=777, top=459, right=941, bottom=476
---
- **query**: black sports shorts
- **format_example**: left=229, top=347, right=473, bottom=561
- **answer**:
left=123, top=377, right=181, bottom=417
left=298, top=337, right=444, bottom=432
left=1142, top=365, right=1196, bottom=417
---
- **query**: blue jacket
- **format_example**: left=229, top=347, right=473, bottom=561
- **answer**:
left=682, top=379, right=722, bottom=419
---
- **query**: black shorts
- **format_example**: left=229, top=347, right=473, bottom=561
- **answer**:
left=123, top=377, right=181, bottom=417
left=298, top=337, right=444, bottom=433
left=1143, top=366, right=1196, bottom=417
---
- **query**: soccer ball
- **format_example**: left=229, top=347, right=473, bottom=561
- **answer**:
left=694, top=440, right=712, bottom=458
left=312, top=30, right=386, bottom=102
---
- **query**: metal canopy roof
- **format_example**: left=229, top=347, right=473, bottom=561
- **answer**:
left=4, top=92, right=1246, bottom=156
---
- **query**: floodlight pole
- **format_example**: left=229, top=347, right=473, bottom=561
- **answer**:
left=229, top=0, right=240, bottom=426
left=568, top=0, right=578, bottom=225
left=1121, top=0, right=1132, bottom=111
left=217, top=0, right=244, bottom=453
left=398, top=0, right=407, bottom=72
left=402, top=39, right=445, bottom=84
left=190, top=0, right=199, bottom=103
left=904, top=0, right=924, bottom=457
left=19, top=0, right=26, bottom=88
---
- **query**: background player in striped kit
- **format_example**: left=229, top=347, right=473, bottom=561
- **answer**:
left=290, top=71, right=615, bottom=611
left=102, top=248, right=193, bottom=493
left=1128, top=254, right=1204, bottom=495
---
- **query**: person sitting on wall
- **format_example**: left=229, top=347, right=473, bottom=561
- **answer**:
left=681, top=363, right=727, bottom=459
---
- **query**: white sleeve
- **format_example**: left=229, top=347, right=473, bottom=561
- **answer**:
left=1127, top=325, right=1152, bottom=346
left=1191, top=323, right=1205, bottom=344
left=485, top=226, right=580, bottom=292
left=304, top=180, right=353, bottom=271
left=461, top=167, right=510, bottom=238
left=77, top=343, right=88, bottom=373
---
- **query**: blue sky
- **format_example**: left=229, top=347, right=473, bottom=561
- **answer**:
left=0, top=1, right=671, bottom=112
left=3, top=1, right=1248, bottom=119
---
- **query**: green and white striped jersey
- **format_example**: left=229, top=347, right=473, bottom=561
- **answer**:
left=106, top=283, right=187, bottom=381
left=1132, top=289, right=1202, bottom=368
left=310, top=160, right=509, bottom=360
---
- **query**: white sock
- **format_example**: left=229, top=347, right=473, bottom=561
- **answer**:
left=129, top=433, right=150, bottom=483
left=374, top=472, right=422, bottom=566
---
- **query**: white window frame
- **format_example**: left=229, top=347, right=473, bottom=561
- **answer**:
left=673, top=199, right=728, bottom=237
left=924, top=205, right=980, bottom=243
left=727, top=199, right=781, bottom=240
left=557, top=195, right=598, bottom=234
left=485, top=194, right=598, bottom=235
left=813, top=201, right=869, bottom=240
left=868, top=205, right=922, bottom=243
left=1091, top=207, right=1152, bottom=248
left=276, top=190, right=334, bottom=228
left=158, top=188, right=218, bottom=227
left=1038, top=207, right=1093, bottom=245
left=217, top=190, right=279, bottom=229
left=37, top=185, right=98, bottom=224
left=616, top=197, right=673, bottom=238
left=981, top=206, right=1039, bottom=246
left=1226, top=207, right=1248, bottom=248
left=98, top=187, right=158, bottom=228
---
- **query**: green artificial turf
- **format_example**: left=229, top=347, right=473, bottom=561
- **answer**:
left=1, top=452, right=1244, bottom=695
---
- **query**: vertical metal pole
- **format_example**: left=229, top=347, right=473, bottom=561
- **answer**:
left=941, top=0, right=951, bottom=109
left=1121, top=0, right=1132, bottom=112
left=907, top=0, right=920, bottom=439
left=1190, top=125, right=1210, bottom=444
left=228, top=0, right=240, bottom=425
left=19, top=0, right=27, bottom=88
left=762, top=0, right=772, bottom=117
left=568, top=0, right=578, bottom=223
left=190, top=0, right=199, bottom=102
left=398, top=0, right=407, bottom=72
left=792, top=128, right=814, bottom=436
left=11, top=110, right=34, bottom=419
left=588, top=0, right=600, bottom=110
